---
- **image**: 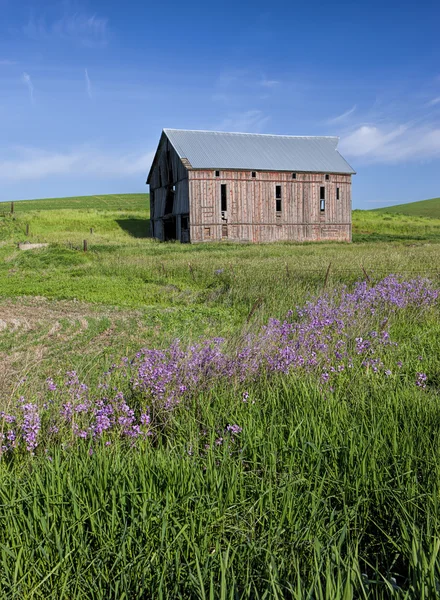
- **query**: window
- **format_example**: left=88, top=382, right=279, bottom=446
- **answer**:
left=325, top=174, right=330, bottom=181
left=320, top=186, right=325, bottom=212
left=221, top=184, right=227, bottom=212
left=336, top=187, right=340, bottom=200
left=276, top=185, right=282, bottom=212
left=252, top=171, right=256, bottom=178
left=215, top=170, right=220, bottom=177
left=292, top=173, right=297, bottom=179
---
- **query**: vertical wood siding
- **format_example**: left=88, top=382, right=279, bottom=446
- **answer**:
left=188, top=170, right=352, bottom=243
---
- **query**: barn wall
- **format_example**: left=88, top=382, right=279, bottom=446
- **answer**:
left=188, top=170, right=352, bottom=243
left=149, top=134, right=189, bottom=241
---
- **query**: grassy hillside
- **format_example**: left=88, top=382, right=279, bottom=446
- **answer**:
left=0, top=193, right=148, bottom=213
left=375, top=196, right=440, bottom=218
left=353, top=209, right=440, bottom=242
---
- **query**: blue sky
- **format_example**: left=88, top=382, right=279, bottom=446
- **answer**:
left=1, top=0, right=440, bottom=208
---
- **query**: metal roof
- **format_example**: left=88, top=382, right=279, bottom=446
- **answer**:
left=163, top=129, right=355, bottom=174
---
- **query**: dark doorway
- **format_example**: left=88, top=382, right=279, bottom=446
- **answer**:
left=181, top=214, right=190, bottom=243
left=163, top=217, right=177, bottom=241
left=165, top=186, right=175, bottom=215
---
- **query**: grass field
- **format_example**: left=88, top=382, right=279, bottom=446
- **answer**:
left=375, top=196, right=440, bottom=219
left=1, top=194, right=440, bottom=598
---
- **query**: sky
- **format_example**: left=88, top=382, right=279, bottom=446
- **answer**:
left=1, top=0, right=440, bottom=208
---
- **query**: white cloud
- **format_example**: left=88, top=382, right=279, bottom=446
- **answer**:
left=85, top=68, right=92, bottom=99
left=21, top=72, right=34, bottom=104
left=217, top=110, right=270, bottom=132
left=327, top=105, right=356, bottom=124
left=24, top=11, right=108, bottom=47
left=339, top=123, right=440, bottom=163
left=53, top=13, right=108, bottom=46
left=260, top=79, right=279, bottom=88
left=0, top=147, right=155, bottom=181
left=427, top=96, right=440, bottom=106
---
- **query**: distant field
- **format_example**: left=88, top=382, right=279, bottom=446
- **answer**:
left=0, top=193, right=148, bottom=213
left=375, top=196, right=440, bottom=218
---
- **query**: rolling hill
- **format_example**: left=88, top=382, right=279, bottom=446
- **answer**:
left=375, top=196, right=440, bottom=218
left=1, top=193, right=148, bottom=213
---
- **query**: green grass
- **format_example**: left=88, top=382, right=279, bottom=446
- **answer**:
left=0, top=193, right=148, bottom=213
left=1, top=307, right=440, bottom=598
left=0, top=195, right=440, bottom=398
left=374, top=196, right=440, bottom=219
left=353, top=209, right=440, bottom=242
left=1, top=193, right=440, bottom=597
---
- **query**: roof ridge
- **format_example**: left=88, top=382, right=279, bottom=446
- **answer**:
left=163, top=128, right=339, bottom=140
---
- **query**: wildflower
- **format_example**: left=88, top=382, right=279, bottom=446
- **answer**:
left=140, top=413, right=151, bottom=426
left=46, top=377, right=57, bottom=392
left=20, top=403, right=40, bottom=454
left=416, top=372, right=427, bottom=388
left=226, top=424, right=242, bottom=435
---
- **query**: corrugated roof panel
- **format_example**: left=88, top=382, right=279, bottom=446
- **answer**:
left=163, top=129, right=355, bottom=174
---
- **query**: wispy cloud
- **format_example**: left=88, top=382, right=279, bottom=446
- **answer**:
left=427, top=96, right=440, bottom=106
left=260, top=78, right=279, bottom=88
left=0, top=59, right=16, bottom=66
left=21, top=72, right=34, bottom=104
left=217, top=109, right=271, bottom=132
left=327, top=105, right=357, bottom=124
left=339, top=122, right=440, bottom=163
left=24, top=11, right=108, bottom=47
left=0, top=147, right=155, bottom=181
left=85, top=68, right=92, bottom=99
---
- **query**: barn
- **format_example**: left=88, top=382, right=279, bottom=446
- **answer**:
left=146, top=129, right=355, bottom=243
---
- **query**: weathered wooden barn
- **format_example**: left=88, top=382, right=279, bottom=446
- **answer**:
left=146, top=129, right=355, bottom=243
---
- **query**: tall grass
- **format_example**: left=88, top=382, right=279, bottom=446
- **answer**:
left=1, top=373, right=440, bottom=597
left=2, top=197, right=440, bottom=597
left=1, top=277, right=440, bottom=597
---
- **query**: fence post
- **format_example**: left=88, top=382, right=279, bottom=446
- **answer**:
left=323, top=263, right=332, bottom=290
left=285, top=262, right=290, bottom=279
left=90, top=227, right=94, bottom=235
left=83, top=239, right=88, bottom=252
left=26, top=224, right=29, bottom=236
left=10, top=202, right=14, bottom=215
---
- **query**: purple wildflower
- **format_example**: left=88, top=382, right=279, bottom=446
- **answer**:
left=226, top=424, right=242, bottom=435
left=416, top=372, right=428, bottom=388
